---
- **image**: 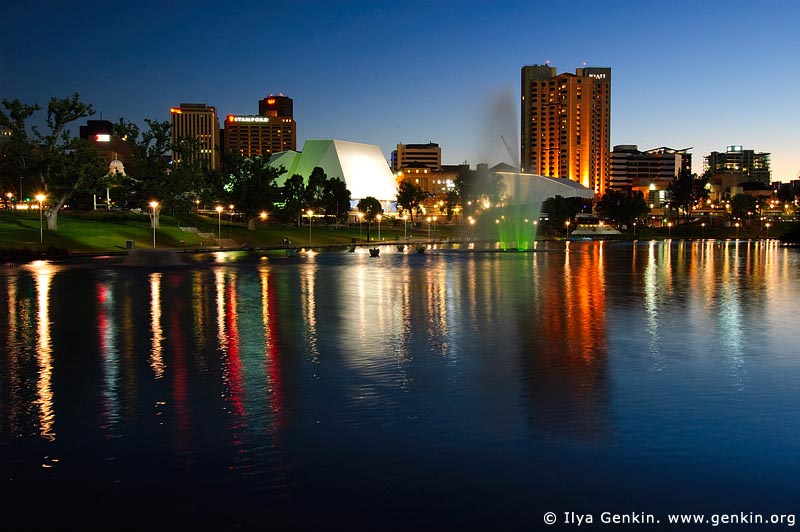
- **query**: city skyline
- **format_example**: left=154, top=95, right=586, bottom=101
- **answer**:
left=2, top=0, right=798, bottom=180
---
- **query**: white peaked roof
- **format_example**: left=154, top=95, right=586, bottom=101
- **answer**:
left=269, top=139, right=398, bottom=202
left=495, top=171, right=595, bottom=202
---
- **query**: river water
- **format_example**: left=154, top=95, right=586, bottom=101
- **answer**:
left=1, top=240, right=798, bottom=530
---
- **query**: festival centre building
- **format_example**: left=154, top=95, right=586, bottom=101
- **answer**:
left=269, top=139, right=398, bottom=212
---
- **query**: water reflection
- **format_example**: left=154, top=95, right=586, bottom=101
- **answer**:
left=97, top=275, right=120, bottom=430
left=149, top=272, right=165, bottom=378
left=2, top=243, right=800, bottom=529
left=34, top=261, right=56, bottom=441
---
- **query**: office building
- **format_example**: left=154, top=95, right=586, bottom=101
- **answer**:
left=224, top=94, right=296, bottom=158
left=610, top=145, right=692, bottom=200
left=391, top=143, right=441, bottom=172
left=78, top=120, right=133, bottom=167
left=170, top=103, right=220, bottom=170
left=521, top=64, right=611, bottom=196
left=704, top=146, right=771, bottom=192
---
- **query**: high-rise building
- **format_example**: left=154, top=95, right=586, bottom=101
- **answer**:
left=521, top=64, right=611, bottom=196
left=391, top=143, right=441, bottom=172
left=704, top=146, right=771, bottom=185
left=170, top=103, right=220, bottom=170
left=224, top=94, right=296, bottom=158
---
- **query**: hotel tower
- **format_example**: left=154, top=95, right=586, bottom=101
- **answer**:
left=521, top=64, right=611, bottom=195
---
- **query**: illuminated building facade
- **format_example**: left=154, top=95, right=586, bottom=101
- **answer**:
left=78, top=120, right=133, bottom=167
left=170, top=103, right=220, bottom=170
left=391, top=143, right=441, bottom=172
left=521, top=64, right=611, bottom=196
left=224, top=94, right=296, bottom=157
left=611, top=145, right=692, bottom=206
left=269, top=139, right=397, bottom=210
left=704, top=146, right=771, bottom=191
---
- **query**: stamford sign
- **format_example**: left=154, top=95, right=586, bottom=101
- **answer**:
left=227, top=115, right=270, bottom=123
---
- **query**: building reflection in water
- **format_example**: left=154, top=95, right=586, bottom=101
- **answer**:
left=522, top=243, right=609, bottom=441
left=96, top=275, right=120, bottom=430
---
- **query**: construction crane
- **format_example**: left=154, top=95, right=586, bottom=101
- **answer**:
left=500, top=135, right=519, bottom=169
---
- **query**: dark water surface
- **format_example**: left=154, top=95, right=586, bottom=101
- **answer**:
left=2, top=241, right=798, bottom=530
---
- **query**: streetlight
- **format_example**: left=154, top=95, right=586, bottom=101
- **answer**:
left=701, top=222, right=706, bottom=239
left=376, top=214, right=382, bottom=241
left=215, top=205, right=223, bottom=247
left=229, top=204, right=235, bottom=223
left=402, top=214, right=408, bottom=240
left=260, top=211, right=267, bottom=224
left=35, top=194, right=45, bottom=244
left=432, top=216, right=437, bottom=241
left=427, top=216, right=432, bottom=240
left=667, top=221, right=673, bottom=239
left=149, top=201, right=159, bottom=248
left=765, top=222, right=771, bottom=239
left=307, top=209, right=313, bottom=246
left=633, top=221, right=637, bottom=238
left=735, top=221, right=740, bottom=238
left=357, top=212, right=364, bottom=240
left=469, top=217, right=476, bottom=240
left=565, top=220, right=570, bottom=236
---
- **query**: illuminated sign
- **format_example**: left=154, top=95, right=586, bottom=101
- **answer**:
left=170, top=107, right=182, bottom=114
left=267, top=98, right=276, bottom=105
left=588, top=73, right=607, bottom=79
left=228, top=116, right=270, bottom=123
left=95, top=134, right=111, bottom=142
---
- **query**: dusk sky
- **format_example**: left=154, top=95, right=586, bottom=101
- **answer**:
left=2, top=0, right=798, bottom=179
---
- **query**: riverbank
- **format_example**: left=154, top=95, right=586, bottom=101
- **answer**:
left=1, top=210, right=796, bottom=258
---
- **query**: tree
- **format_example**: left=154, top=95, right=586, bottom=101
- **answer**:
left=322, top=177, right=351, bottom=224
left=777, top=183, right=795, bottom=204
left=730, top=193, right=757, bottom=222
left=114, top=118, right=172, bottom=228
left=542, top=195, right=583, bottom=233
left=356, top=196, right=383, bottom=242
left=443, top=189, right=460, bottom=220
left=595, top=190, right=649, bottom=228
left=1, top=94, right=105, bottom=231
left=396, top=180, right=426, bottom=221
left=668, top=170, right=708, bottom=223
left=0, top=99, right=40, bottom=198
left=226, top=155, right=284, bottom=230
left=305, top=167, right=328, bottom=212
left=280, top=173, right=306, bottom=225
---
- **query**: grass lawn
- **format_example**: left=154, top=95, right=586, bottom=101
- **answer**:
left=0, top=210, right=462, bottom=256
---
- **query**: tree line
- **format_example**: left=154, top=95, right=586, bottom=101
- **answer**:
left=0, top=94, right=355, bottom=232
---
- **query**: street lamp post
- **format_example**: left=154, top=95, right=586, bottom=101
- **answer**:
left=701, top=222, right=706, bottom=239
left=765, top=222, right=771, bottom=239
left=735, top=221, right=740, bottom=239
left=35, top=194, right=45, bottom=244
left=307, top=209, right=313, bottom=246
left=402, top=214, right=408, bottom=240
left=376, top=214, right=382, bottom=241
left=427, top=216, right=432, bottom=240
left=667, top=221, right=673, bottom=239
left=149, top=201, right=159, bottom=248
left=358, top=212, right=364, bottom=240
left=215, top=205, right=223, bottom=248
left=432, top=216, right=437, bottom=241
left=469, top=217, right=475, bottom=240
